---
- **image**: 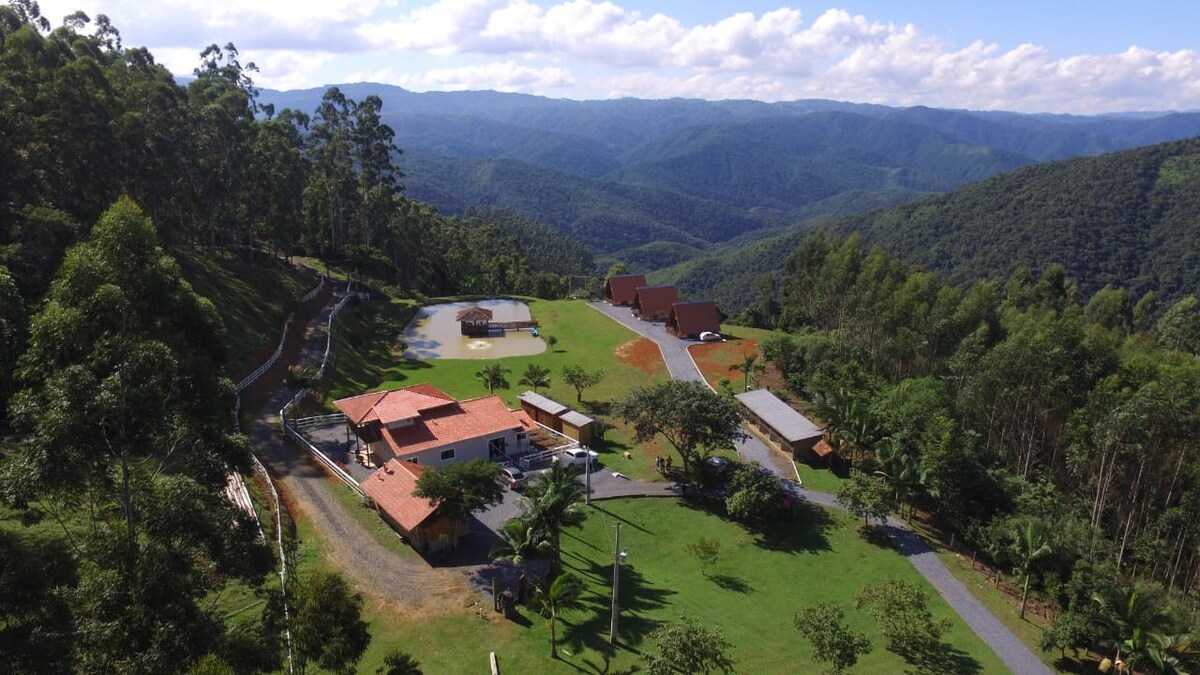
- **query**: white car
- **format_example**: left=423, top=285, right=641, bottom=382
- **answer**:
left=699, top=331, right=722, bottom=342
left=500, top=466, right=526, bottom=489
left=556, top=448, right=600, bottom=467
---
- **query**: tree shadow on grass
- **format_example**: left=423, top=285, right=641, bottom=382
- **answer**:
left=899, top=641, right=983, bottom=675
left=750, top=501, right=834, bottom=554
left=557, top=561, right=674, bottom=667
left=708, top=573, right=754, bottom=594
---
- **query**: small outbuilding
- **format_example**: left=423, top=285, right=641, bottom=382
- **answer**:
left=604, top=274, right=647, bottom=306
left=456, top=305, right=494, bottom=336
left=667, top=300, right=720, bottom=339
left=735, top=388, right=824, bottom=461
left=517, top=390, right=595, bottom=444
left=519, top=390, right=569, bottom=432
left=559, top=410, right=596, bottom=445
left=632, top=285, right=679, bottom=321
left=363, top=460, right=457, bottom=551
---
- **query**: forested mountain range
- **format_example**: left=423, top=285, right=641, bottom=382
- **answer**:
left=262, top=84, right=1200, bottom=267
left=656, top=135, right=1200, bottom=312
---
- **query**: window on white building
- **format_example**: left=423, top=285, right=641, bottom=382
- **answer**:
left=440, top=448, right=455, bottom=461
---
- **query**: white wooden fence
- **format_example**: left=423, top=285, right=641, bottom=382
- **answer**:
left=279, top=279, right=368, bottom=499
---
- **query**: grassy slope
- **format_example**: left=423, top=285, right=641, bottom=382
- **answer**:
left=175, top=248, right=320, bottom=374
left=298, top=498, right=1009, bottom=674
left=325, top=297, right=678, bottom=481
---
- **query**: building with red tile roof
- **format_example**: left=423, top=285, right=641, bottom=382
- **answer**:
left=667, top=300, right=721, bottom=339
left=334, top=384, right=529, bottom=467
left=632, top=285, right=679, bottom=321
left=603, top=274, right=647, bottom=306
left=363, top=459, right=456, bottom=551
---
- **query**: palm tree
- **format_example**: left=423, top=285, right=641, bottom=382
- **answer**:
left=1091, top=582, right=1175, bottom=670
left=728, top=352, right=764, bottom=392
left=519, top=363, right=552, bottom=393
left=520, top=462, right=587, bottom=575
left=476, top=362, right=511, bottom=393
left=535, top=572, right=584, bottom=658
left=1014, top=519, right=1052, bottom=619
left=490, top=519, right=547, bottom=602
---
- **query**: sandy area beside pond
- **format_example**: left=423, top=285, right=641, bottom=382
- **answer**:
left=402, top=299, right=546, bottom=360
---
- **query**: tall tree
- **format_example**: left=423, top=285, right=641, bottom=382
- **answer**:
left=561, top=364, right=603, bottom=402
left=291, top=571, right=371, bottom=675
left=644, top=616, right=736, bottom=675
left=729, top=352, right=764, bottom=392
left=1014, top=519, right=1053, bottom=619
left=615, top=380, right=746, bottom=471
left=4, top=198, right=270, bottom=672
left=519, top=462, right=586, bottom=574
left=535, top=572, right=584, bottom=659
left=794, top=602, right=872, bottom=674
left=476, top=361, right=511, bottom=394
left=518, top=363, right=552, bottom=393
left=413, top=459, right=505, bottom=547
left=489, top=518, right=546, bottom=602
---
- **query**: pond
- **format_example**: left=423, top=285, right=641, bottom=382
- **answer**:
left=402, top=299, right=547, bottom=360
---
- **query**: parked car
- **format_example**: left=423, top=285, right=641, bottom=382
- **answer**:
left=556, top=447, right=600, bottom=467
left=699, top=331, right=721, bottom=342
left=500, top=466, right=526, bottom=489
left=704, top=455, right=733, bottom=477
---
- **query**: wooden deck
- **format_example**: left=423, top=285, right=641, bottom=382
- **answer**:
left=489, top=320, right=539, bottom=330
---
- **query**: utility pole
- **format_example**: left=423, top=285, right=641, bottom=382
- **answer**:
left=585, top=445, right=591, bottom=506
left=610, top=522, right=621, bottom=644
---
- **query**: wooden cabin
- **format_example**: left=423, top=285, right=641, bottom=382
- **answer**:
left=603, top=274, right=647, bottom=306
left=667, top=300, right=720, bottom=339
left=632, top=285, right=679, bottom=321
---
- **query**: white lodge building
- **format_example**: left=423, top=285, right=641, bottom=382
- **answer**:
left=333, top=383, right=535, bottom=467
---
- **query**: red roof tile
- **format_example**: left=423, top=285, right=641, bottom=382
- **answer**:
left=334, top=384, right=457, bottom=425
left=381, top=395, right=521, bottom=458
left=605, top=274, right=647, bottom=305
left=633, top=286, right=679, bottom=318
left=363, top=459, right=438, bottom=531
left=456, top=306, right=494, bottom=322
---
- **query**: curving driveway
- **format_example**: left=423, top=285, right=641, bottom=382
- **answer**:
left=589, top=301, right=1051, bottom=675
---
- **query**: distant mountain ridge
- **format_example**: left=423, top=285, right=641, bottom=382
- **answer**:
left=259, top=84, right=1200, bottom=275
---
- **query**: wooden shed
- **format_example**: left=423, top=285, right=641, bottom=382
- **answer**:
left=604, top=274, right=647, bottom=306
left=559, top=410, right=595, bottom=445
left=735, top=389, right=824, bottom=461
left=667, top=300, right=720, bottom=339
left=519, top=390, right=568, bottom=432
left=632, top=285, right=679, bottom=321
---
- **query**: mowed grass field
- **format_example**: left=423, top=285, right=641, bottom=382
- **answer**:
left=296, top=497, right=1008, bottom=674
left=324, top=297, right=680, bottom=480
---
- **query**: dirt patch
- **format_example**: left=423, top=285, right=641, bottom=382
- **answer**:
left=689, top=338, right=761, bottom=389
left=615, top=337, right=668, bottom=377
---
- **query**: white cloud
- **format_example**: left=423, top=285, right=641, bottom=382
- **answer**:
left=25, top=1, right=1200, bottom=111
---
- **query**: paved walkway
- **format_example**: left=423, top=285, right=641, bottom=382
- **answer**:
left=589, top=301, right=1050, bottom=675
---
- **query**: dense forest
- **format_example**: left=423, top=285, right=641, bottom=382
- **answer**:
left=657, top=134, right=1200, bottom=313
left=0, top=6, right=588, bottom=672
left=825, top=137, right=1200, bottom=305
left=747, top=231, right=1200, bottom=662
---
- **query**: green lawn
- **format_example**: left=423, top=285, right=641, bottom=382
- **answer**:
left=324, top=297, right=677, bottom=480
left=340, top=498, right=1008, bottom=674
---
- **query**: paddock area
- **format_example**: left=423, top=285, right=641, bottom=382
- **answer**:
left=402, top=299, right=546, bottom=360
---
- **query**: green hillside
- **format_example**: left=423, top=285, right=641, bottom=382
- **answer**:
left=614, top=113, right=1029, bottom=215
left=825, top=135, right=1200, bottom=302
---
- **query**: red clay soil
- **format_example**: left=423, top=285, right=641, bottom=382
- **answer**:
left=615, top=337, right=669, bottom=377
left=689, top=338, right=761, bottom=389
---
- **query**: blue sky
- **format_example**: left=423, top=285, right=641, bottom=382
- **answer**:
left=35, top=1, right=1200, bottom=112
